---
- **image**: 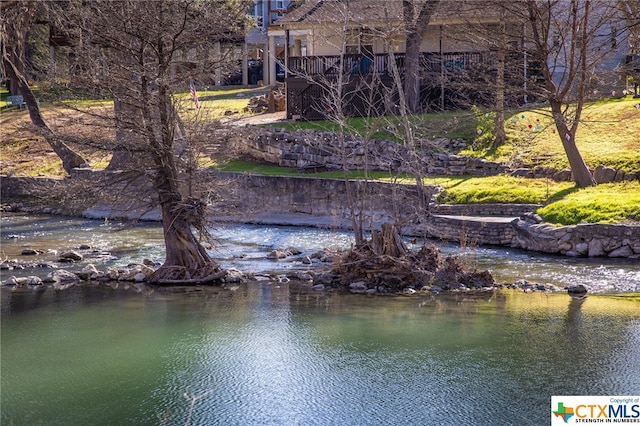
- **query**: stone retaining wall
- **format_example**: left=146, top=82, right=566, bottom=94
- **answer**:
left=0, top=175, right=63, bottom=196
left=430, top=203, right=540, bottom=217
left=232, top=127, right=508, bottom=176
left=511, top=219, right=640, bottom=258
left=209, top=172, right=441, bottom=225
left=420, top=215, right=517, bottom=246
left=232, top=127, right=639, bottom=182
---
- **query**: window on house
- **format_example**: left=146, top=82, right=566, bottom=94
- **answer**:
left=251, top=1, right=264, bottom=27
left=345, top=29, right=373, bottom=55
left=270, top=0, right=289, bottom=22
left=346, top=30, right=359, bottom=54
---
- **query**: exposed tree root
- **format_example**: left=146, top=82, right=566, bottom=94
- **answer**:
left=148, top=262, right=227, bottom=285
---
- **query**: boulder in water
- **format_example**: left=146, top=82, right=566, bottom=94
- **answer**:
left=45, top=269, right=80, bottom=283
left=59, top=250, right=83, bottom=261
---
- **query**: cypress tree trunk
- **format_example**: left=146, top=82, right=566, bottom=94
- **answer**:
left=549, top=100, right=596, bottom=188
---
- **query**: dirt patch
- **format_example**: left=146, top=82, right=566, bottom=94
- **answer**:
left=222, top=111, right=288, bottom=127
left=0, top=102, right=288, bottom=176
left=1, top=105, right=113, bottom=176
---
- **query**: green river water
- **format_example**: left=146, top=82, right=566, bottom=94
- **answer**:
left=1, top=285, right=639, bottom=425
left=1, top=214, right=639, bottom=425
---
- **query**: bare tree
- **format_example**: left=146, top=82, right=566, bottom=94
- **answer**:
left=296, top=3, right=382, bottom=245
left=47, top=0, right=251, bottom=284
left=384, top=29, right=429, bottom=211
left=492, top=20, right=508, bottom=147
left=519, top=0, right=627, bottom=187
left=1, top=0, right=89, bottom=174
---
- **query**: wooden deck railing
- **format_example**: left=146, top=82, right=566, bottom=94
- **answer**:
left=287, top=51, right=496, bottom=78
left=285, top=51, right=506, bottom=119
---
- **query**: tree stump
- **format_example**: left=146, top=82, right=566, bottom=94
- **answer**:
left=371, top=223, right=408, bottom=257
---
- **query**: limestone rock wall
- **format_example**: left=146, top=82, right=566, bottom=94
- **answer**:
left=227, top=127, right=639, bottom=182
left=232, top=128, right=508, bottom=176
left=211, top=172, right=441, bottom=224
left=421, top=215, right=517, bottom=246
left=511, top=219, right=640, bottom=258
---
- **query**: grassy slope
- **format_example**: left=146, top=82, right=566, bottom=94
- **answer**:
left=277, top=98, right=640, bottom=173
left=0, top=87, right=262, bottom=175
left=536, top=181, right=640, bottom=224
left=467, top=98, right=640, bottom=173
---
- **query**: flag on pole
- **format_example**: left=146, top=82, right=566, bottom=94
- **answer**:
left=190, top=80, right=200, bottom=109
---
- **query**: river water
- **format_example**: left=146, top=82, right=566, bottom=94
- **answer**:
left=1, top=213, right=639, bottom=425
left=1, top=213, right=639, bottom=292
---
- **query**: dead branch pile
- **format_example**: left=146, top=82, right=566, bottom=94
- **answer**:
left=329, top=223, right=494, bottom=293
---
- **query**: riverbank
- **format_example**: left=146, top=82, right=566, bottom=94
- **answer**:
left=2, top=172, right=640, bottom=259
left=2, top=210, right=640, bottom=295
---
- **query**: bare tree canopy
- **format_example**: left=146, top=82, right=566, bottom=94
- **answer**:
left=524, top=0, right=614, bottom=186
left=45, top=0, right=252, bottom=284
left=489, top=0, right=633, bottom=187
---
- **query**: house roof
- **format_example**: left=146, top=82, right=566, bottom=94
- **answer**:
left=273, top=0, right=504, bottom=28
left=276, top=1, right=402, bottom=25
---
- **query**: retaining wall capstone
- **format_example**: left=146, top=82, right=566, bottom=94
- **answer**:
left=429, top=203, right=541, bottom=217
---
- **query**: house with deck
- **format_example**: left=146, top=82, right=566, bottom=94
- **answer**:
left=269, top=0, right=527, bottom=119
left=268, top=0, right=634, bottom=120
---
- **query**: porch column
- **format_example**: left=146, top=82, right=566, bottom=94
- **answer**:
left=242, top=42, right=249, bottom=86
left=263, top=41, right=269, bottom=85
left=269, top=34, right=277, bottom=86
left=284, top=30, right=290, bottom=79
left=294, top=39, right=301, bottom=56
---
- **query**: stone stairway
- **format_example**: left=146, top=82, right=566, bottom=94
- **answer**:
left=421, top=204, right=540, bottom=246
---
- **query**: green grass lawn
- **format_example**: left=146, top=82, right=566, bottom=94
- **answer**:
left=274, top=110, right=477, bottom=142
left=428, top=175, right=575, bottom=205
left=214, top=160, right=639, bottom=225
left=536, top=181, right=640, bottom=224
left=462, top=98, right=640, bottom=172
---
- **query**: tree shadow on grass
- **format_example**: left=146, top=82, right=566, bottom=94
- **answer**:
left=545, top=184, right=579, bottom=204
